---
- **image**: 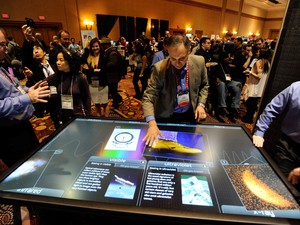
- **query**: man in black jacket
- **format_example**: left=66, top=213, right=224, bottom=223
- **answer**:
left=101, top=38, right=123, bottom=109
left=195, top=37, right=219, bottom=115
left=22, top=25, right=59, bottom=126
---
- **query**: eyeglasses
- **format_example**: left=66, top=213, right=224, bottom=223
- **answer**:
left=63, top=38, right=70, bottom=41
left=0, top=42, right=7, bottom=47
left=170, top=54, right=189, bottom=65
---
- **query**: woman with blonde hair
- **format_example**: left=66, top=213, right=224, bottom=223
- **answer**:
left=82, top=37, right=109, bottom=117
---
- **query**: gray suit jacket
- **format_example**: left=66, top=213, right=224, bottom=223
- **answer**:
left=142, top=54, right=209, bottom=119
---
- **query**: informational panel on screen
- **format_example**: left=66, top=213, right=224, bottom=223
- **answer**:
left=0, top=118, right=299, bottom=222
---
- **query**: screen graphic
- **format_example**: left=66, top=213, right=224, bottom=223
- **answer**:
left=0, top=118, right=300, bottom=223
left=181, top=175, right=213, bottom=206
left=140, top=160, right=219, bottom=213
left=224, top=164, right=300, bottom=211
left=104, top=128, right=141, bottom=151
left=143, top=130, right=207, bottom=162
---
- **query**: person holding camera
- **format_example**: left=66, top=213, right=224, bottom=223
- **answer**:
left=21, top=25, right=58, bottom=123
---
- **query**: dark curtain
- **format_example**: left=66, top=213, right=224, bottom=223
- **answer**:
left=160, top=20, right=169, bottom=38
left=136, top=17, right=148, bottom=38
left=126, top=16, right=135, bottom=42
left=151, top=19, right=159, bottom=40
left=96, top=14, right=118, bottom=38
left=119, top=16, right=127, bottom=39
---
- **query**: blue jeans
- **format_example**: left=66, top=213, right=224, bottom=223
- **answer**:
left=217, top=80, right=242, bottom=109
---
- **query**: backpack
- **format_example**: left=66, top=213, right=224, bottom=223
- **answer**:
left=104, top=48, right=128, bottom=82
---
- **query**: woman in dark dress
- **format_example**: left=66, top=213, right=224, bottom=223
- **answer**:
left=46, top=48, right=91, bottom=127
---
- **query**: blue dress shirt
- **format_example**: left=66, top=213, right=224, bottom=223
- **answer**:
left=0, top=67, right=34, bottom=126
left=254, top=81, right=300, bottom=143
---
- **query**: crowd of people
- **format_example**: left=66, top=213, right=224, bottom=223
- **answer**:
left=1, top=23, right=300, bottom=203
left=189, top=36, right=275, bottom=124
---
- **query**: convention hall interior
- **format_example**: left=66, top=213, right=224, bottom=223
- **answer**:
left=0, top=3, right=290, bottom=112
left=1, top=0, right=300, bottom=172
left=1, top=0, right=300, bottom=224
left=1, top=0, right=287, bottom=49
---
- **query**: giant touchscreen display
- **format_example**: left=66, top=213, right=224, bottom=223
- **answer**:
left=0, top=118, right=299, bottom=224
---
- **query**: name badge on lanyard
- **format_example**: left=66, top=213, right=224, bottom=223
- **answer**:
left=177, top=91, right=190, bottom=108
left=61, top=74, right=74, bottom=110
left=61, top=94, right=74, bottom=110
left=50, top=86, right=57, bottom=94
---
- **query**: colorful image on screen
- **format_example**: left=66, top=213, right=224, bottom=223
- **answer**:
left=105, top=173, right=137, bottom=200
left=143, top=130, right=205, bottom=161
left=100, top=127, right=146, bottom=159
left=224, top=164, right=300, bottom=210
left=105, top=128, right=141, bottom=151
left=181, top=175, right=213, bottom=206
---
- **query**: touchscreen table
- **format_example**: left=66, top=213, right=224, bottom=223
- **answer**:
left=0, top=117, right=299, bottom=224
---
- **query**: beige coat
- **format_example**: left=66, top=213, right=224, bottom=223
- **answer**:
left=142, top=55, right=209, bottom=119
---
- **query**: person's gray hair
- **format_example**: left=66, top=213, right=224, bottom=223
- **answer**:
left=166, top=34, right=191, bottom=51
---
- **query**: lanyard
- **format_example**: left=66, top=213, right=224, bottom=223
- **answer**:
left=0, top=67, right=26, bottom=94
left=174, top=62, right=189, bottom=92
left=61, top=74, right=74, bottom=97
left=0, top=67, right=13, bottom=83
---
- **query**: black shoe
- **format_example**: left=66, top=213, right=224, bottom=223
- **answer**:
left=215, top=114, right=226, bottom=123
left=34, top=111, right=45, bottom=118
left=241, top=117, right=253, bottom=124
left=134, top=94, right=142, bottom=100
left=112, top=102, right=119, bottom=109
left=217, top=107, right=230, bottom=116
left=230, top=108, right=240, bottom=118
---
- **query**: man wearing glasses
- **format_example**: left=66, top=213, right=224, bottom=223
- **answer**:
left=0, top=27, right=50, bottom=167
left=142, top=34, right=209, bottom=146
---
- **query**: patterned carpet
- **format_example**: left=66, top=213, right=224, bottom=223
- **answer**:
left=30, top=71, right=254, bottom=143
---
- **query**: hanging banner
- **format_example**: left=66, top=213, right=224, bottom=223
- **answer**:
left=81, top=30, right=96, bottom=49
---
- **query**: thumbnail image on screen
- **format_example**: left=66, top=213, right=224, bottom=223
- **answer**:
left=143, top=130, right=208, bottom=162
left=104, top=128, right=141, bottom=151
left=104, top=173, right=138, bottom=200
left=181, top=175, right=213, bottom=206
left=224, top=164, right=300, bottom=211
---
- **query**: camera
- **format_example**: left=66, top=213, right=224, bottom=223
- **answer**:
left=25, top=17, right=36, bottom=28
